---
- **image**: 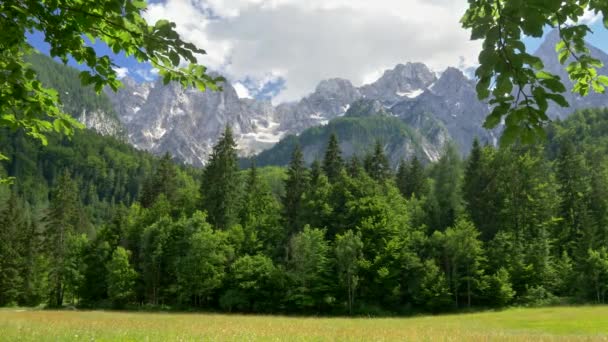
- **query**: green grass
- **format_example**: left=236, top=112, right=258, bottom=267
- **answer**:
left=1, top=306, right=607, bottom=341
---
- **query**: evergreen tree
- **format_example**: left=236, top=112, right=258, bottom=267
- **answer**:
left=282, top=144, right=309, bottom=238
left=405, top=156, right=427, bottom=198
left=45, top=169, right=82, bottom=307
left=239, top=162, right=281, bottom=255
left=140, top=153, right=177, bottom=209
left=310, top=160, right=323, bottom=185
left=364, top=141, right=391, bottom=181
left=322, top=133, right=343, bottom=183
left=462, top=139, right=498, bottom=240
left=347, top=155, right=363, bottom=178
left=200, top=126, right=241, bottom=230
left=396, top=159, right=408, bottom=198
left=430, top=144, right=463, bottom=231
left=0, top=192, right=25, bottom=305
left=556, top=140, right=593, bottom=255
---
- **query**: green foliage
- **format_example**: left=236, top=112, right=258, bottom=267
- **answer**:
left=221, top=254, right=277, bottom=312
left=282, top=144, right=309, bottom=237
left=461, top=0, right=608, bottom=144
left=322, top=133, right=344, bottom=183
left=106, top=247, right=137, bottom=308
left=364, top=141, right=392, bottom=181
left=254, top=115, right=431, bottom=167
left=335, top=230, right=363, bottom=314
left=4, top=103, right=608, bottom=314
left=0, top=0, right=222, bottom=181
left=287, top=226, right=332, bottom=311
left=201, top=126, right=241, bottom=230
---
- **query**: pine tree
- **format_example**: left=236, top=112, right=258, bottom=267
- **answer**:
left=322, top=133, right=343, bottom=183
left=364, top=141, right=391, bottom=181
left=282, top=144, right=309, bottom=238
left=200, top=126, right=241, bottom=230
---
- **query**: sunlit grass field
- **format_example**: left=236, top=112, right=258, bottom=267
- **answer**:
left=1, top=306, right=608, bottom=341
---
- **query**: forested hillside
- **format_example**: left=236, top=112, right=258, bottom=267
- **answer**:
left=2, top=108, right=608, bottom=314
left=25, top=54, right=125, bottom=137
left=249, top=99, right=447, bottom=168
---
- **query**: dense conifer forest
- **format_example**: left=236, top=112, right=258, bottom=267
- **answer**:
left=2, top=108, right=608, bottom=314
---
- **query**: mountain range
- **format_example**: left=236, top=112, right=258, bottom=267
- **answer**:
left=35, top=30, right=608, bottom=167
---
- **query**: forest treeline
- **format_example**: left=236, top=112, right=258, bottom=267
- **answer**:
left=2, top=108, right=608, bottom=315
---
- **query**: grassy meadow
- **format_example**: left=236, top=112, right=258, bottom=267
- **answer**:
left=1, top=306, right=608, bottom=341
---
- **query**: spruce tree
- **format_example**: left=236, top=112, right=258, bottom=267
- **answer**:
left=282, top=144, right=309, bottom=237
left=364, top=141, right=391, bottom=181
left=462, top=139, right=498, bottom=240
left=430, top=143, right=463, bottom=231
left=200, top=126, right=241, bottom=230
left=140, top=153, right=177, bottom=208
left=347, top=155, right=363, bottom=178
left=310, top=160, right=323, bottom=185
left=404, top=155, right=427, bottom=198
left=396, top=159, right=408, bottom=198
left=322, top=133, right=343, bottom=182
left=240, top=161, right=281, bottom=255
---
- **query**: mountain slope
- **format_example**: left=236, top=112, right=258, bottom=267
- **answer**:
left=252, top=99, right=446, bottom=167
left=101, top=31, right=608, bottom=166
left=27, top=54, right=125, bottom=138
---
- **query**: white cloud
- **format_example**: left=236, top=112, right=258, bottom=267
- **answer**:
left=579, top=9, right=603, bottom=25
left=567, top=8, right=603, bottom=25
left=145, top=0, right=481, bottom=102
left=135, top=67, right=159, bottom=82
left=233, top=82, right=252, bottom=98
left=113, top=67, right=129, bottom=79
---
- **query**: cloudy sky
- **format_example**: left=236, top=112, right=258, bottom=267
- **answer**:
left=29, top=0, right=607, bottom=104
left=143, top=0, right=482, bottom=102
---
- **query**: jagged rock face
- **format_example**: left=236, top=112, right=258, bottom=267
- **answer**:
left=534, top=29, right=608, bottom=119
left=391, top=67, right=497, bottom=154
left=361, top=63, right=437, bottom=105
left=276, top=78, right=361, bottom=133
left=105, top=32, right=607, bottom=166
left=116, top=78, right=279, bottom=166
left=77, top=109, right=125, bottom=138
left=105, top=78, right=151, bottom=125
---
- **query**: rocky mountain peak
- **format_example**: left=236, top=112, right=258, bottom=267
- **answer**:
left=431, top=67, right=472, bottom=96
left=315, top=78, right=357, bottom=95
left=360, top=62, right=436, bottom=105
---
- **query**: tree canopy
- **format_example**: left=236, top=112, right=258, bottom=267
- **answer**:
left=462, top=0, right=608, bottom=144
